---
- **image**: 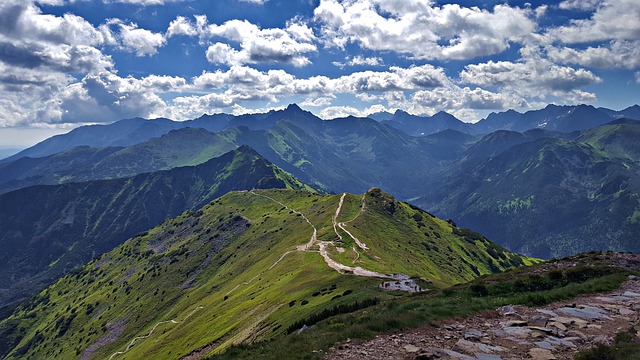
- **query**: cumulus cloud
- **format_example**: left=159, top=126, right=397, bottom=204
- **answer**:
left=301, top=96, right=334, bottom=107
left=547, top=0, right=640, bottom=43
left=167, top=16, right=316, bottom=67
left=318, top=104, right=392, bottom=120
left=313, top=0, right=536, bottom=60
left=102, top=0, right=190, bottom=5
left=333, top=55, right=383, bottom=68
left=460, top=45, right=602, bottom=103
left=558, top=0, right=603, bottom=11
left=546, top=40, right=640, bottom=69
left=103, top=19, right=166, bottom=56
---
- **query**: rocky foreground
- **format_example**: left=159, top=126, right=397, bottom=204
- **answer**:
left=327, top=254, right=640, bottom=360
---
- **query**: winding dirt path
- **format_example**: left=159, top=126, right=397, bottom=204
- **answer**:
left=335, top=193, right=368, bottom=250
left=252, top=190, right=392, bottom=279
left=108, top=190, right=390, bottom=359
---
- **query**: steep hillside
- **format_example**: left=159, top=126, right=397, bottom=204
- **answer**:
left=0, top=146, right=310, bottom=308
left=0, top=146, right=122, bottom=194
left=0, top=188, right=533, bottom=360
left=420, top=122, right=640, bottom=258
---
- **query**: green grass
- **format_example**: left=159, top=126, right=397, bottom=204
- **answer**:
left=575, top=323, right=640, bottom=360
left=1, top=189, right=532, bottom=360
left=213, top=255, right=633, bottom=360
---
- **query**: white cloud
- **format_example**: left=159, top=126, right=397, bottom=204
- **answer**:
left=0, top=1, right=110, bottom=47
left=166, top=16, right=197, bottom=37
left=313, top=0, right=536, bottom=60
left=102, top=0, right=190, bottom=5
left=546, top=41, right=640, bottom=69
left=412, top=87, right=526, bottom=111
left=636, top=72, right=640, bottom=84
left=166, top=16, right=317, bottom=67
left=460, top=46, right=602, bottom=101
left=558, top=0, right=603, bottom=11
left=548, top=0, right=640, bottom=43
left=107, top=20, right=166, bottom=56
left=333, top=55, right=383, bottom=68
left=301, top=96, right=334, bottom=107
left=238, top=0, right=268, bottom=4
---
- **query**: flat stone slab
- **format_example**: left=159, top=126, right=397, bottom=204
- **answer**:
left=404, top=344, right=420, bottom=352
left=452, top=339, right=505, bottom=354
left=529, top=348, right=557, bottom=360
left=534, top=341, right=554, bottom=350
left=544, top=336, right=575, bottom=347
left=548, top=321, right=567, bottom=331
left=475, top=353, right=503, bottom=360
left=417, top=348, right=475, bottom=360
left=622, top=291, right=640, bottom=298
left=557, top=307, right=611, bottom=320
left=528, top=326, right=554, bottom=334
left=494, top=326, right=531, bottom=338
left=536, top=309, right=559, bottom=317
left=620, top=308, right=635, bottom=316
left=549, top=316, right=588, bottom=326
left=464, top=329, right=485, bottom=340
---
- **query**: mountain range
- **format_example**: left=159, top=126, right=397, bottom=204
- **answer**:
left=0, top=102, right=638, bottom=359
left=3, top=104, right=639, bottom=163
left=1, top=104, right=639, bottom=262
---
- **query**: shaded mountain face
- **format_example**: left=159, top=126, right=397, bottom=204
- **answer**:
left=0, top=128, right=237, bottom=195
left=418, top=122, right=640, bottom=258
left=382, top=110, right=475, bottom=136
left=0, top=146, right=311, bottom=308
left=0, top=112, right=470, bottom=199
left=0, top=188, right=532, bottom=360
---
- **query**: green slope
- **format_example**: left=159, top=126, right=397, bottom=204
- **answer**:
left=0, top=188, right=533, bottom=360
left=0, top=146, right=310, bottom=308
left=420, top=122, right=640, bottom=258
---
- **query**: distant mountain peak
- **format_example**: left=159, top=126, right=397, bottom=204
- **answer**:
left=285, top=103, right=303, bottom=112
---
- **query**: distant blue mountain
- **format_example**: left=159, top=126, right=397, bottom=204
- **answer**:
left=475, top=104, right=640, bottom=133
left=382, top=110, right=475, bottom=136
left=4, top=103, right=639, bottom=164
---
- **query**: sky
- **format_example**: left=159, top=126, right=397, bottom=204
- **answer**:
left=0, top=0, right=639, bottom=149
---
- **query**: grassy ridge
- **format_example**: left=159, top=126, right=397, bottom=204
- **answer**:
left=1, top=189, right=531, bottom=359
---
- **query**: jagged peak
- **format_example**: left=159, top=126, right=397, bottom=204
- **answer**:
left=285, top=103, right=304, bottom=112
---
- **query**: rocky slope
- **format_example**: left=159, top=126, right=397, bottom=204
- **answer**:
left=326, top=253, right=640, bottom=360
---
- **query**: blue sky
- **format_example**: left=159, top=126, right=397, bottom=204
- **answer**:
left=0, top=0, right=639, bottom=148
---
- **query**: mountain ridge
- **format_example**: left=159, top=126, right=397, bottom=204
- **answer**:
left=0, top=146, right=311, bottom=308
left=0, top=188, right=533, bottom=359
left=4, top=103, right=638, bottom=163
